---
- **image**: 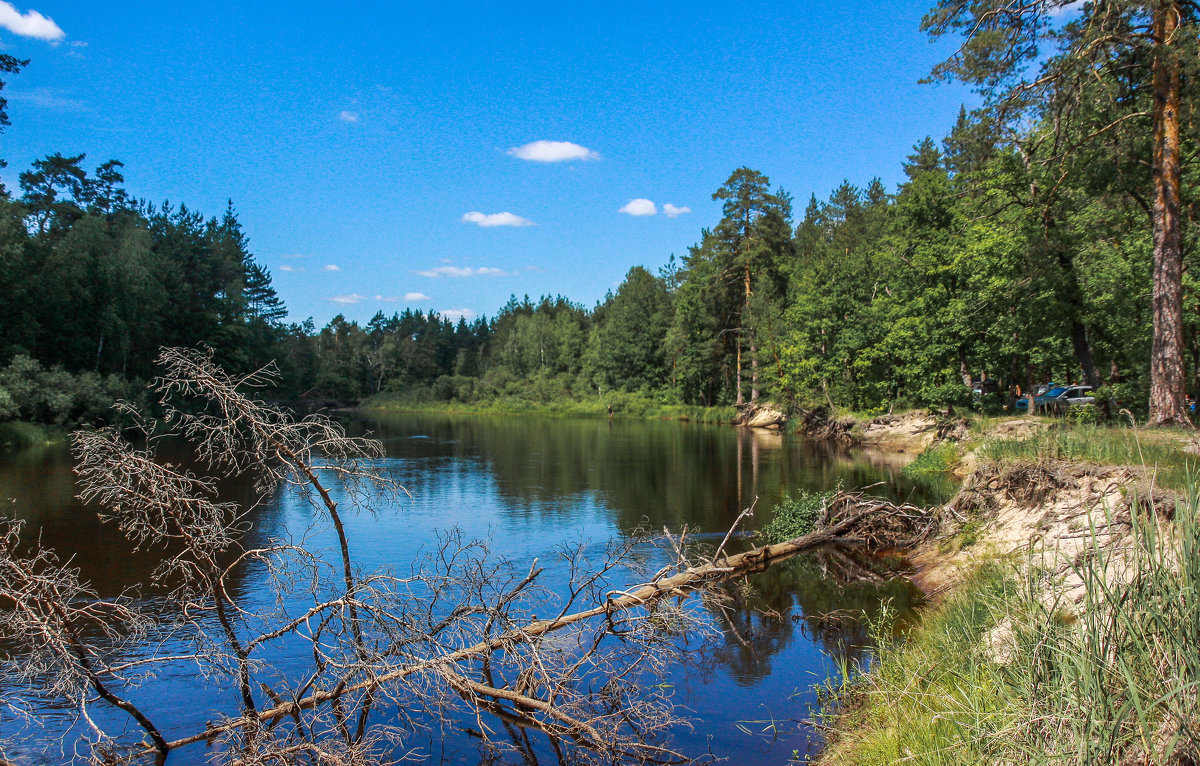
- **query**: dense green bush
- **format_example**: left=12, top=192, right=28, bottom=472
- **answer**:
left=760, top=489, right=830, bottom=541
left=0, top=355, right=139, bottom=427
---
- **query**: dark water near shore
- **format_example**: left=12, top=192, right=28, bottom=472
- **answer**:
left=0, top=413, right=951, bottom=764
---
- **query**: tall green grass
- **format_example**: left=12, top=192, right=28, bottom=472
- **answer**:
left=902, top=442, right=960, bottom=477
left=818, top=561, right=1019, bottom=765
left=819, top=488, right=1200, bottom=765
left=1002, top=497, right=1200, bottom=764
left=981, top=424, right=1197, bottom=489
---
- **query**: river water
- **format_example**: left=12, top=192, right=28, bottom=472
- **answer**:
left=0, top=412, right=951, bottom=764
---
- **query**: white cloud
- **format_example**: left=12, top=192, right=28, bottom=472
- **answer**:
left=662, top=203, right=691, bottom=218
left=439, top=308, right=478, bottom=322
left=0, top=2, right=64, bottom=41
left=279, top=265, right=304, bottom=273
left=619, top=199, right=657, bottom=217
left=281, top=253, right=307, bottom=259
left=507, top=140, right=599, bottom=163
left=329, top=293, right=400, bottom=304
left=415, top=265, right=509, bottom=278
left=404, top=292, right=431, bottom=301
left=461, top=211, right=534, bottom=228
left=324, top=264, right=341, bottom=272
left=339, top=110, right=359, bottom=122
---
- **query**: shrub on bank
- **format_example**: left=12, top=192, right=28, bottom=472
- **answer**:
left=761, top=490, right=830, bottom=541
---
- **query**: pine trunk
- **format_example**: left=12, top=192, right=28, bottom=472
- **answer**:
left=1148, top=1, right=1191, bottom=427
left=745, top=264, right=758, bottom=403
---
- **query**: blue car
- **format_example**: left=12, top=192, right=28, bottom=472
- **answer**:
left=1015, top=385, right=1094, bottom=413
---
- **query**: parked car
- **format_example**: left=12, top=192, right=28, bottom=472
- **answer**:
left=1015, top=385, right=1094, bottom=414
left=1014, top=382, right=1063, bottom=410
left=1035, top=381, right=1061, bottom=397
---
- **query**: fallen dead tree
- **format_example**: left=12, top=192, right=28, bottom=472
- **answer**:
left=1, top=348, right=938, bottom=766
left=139, top=490, right=941, bottom=759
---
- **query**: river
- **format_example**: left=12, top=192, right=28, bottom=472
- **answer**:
left=0, top=412, right=951, bottom=764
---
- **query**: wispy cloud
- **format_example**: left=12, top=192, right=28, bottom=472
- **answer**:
left=662, top=203, right=691, bottom=218
left=281, top=253, right=307, bottom=259
left=439, top=308, right=478, bottom=322
left=404, top=292, right=431, bottom=301
left=619, top=199, right=657, bottom=217
left=329, top=293, right=401, bottom=304
left=507, top=140, right=599, bottom=163
left=338, top=110, right=359, bottom=123
left=279, top=265, right=304, bottom=273
left=324, top=264, right=341, bottom=272
left=7, top=88, right=84, bottom=111
left=415, top=265, right=509, bottom=278
left=461, top=211, right=534, bottom=228
left=0, top=2, right=64, bottom=41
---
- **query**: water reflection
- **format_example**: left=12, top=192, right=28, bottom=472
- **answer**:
left=0, top=413, right=949, bottom=764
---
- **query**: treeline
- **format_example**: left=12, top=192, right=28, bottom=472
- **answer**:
left=0, top=151, right=293, bottom=427
left=3, top=0, right=1199, bottom=427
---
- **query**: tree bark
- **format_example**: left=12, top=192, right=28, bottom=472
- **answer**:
left=1148, top=0, right=1192, bottom=427
left=745, top=264, right=758, bottom=402
left=138, top=497, right=932, bottom=757
left=1070, top=318, right=1102, bottom=391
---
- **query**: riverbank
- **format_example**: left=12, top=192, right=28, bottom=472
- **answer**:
left=811, top=420, right=1200, bottom=765
left=0, top=421, right=66, bottom=449
left=362, top=390, right=735, bottom=423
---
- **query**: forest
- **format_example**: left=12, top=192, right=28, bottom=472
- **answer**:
left=1, top=1, right=1198, bottom=430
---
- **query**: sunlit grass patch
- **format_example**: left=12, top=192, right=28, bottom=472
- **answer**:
left=903, top=442, right=961, bottom=477
left=980, top=424, right=1197, bottom=489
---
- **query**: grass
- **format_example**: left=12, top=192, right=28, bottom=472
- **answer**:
left=817, top=559, right=1019, bottom=765
left=817, top=486, right=1200, bottom=766
left=902, top=442, right=961, bottom=477
left=364, top=390, right=736, bottom=423
left=0, top=420, right=65, bottom=448
left=980, top=423, right=1197, bottom=489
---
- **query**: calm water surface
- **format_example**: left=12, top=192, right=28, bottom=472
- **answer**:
left=0, top=413, right=950, bottom=764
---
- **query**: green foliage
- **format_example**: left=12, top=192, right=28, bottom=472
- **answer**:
left=902, top=442, right=960, bottom=477
left=0, top=355, right=136, bottom=427
left=823, top=488, right=1200, bottom=766
left=0, top=420, right=61, bottom=448
left=819, top=561, right=1015, bottom=765
left=760, top=489, right=830, bottom=542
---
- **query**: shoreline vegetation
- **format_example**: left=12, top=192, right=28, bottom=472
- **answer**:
left=6, top=379, right=1200, bottom=762
left=361, top=389, right=736, bottom=424
left=360, top=399, right=1200, bottom=764
left=796, top=416, right=1200, bottom=765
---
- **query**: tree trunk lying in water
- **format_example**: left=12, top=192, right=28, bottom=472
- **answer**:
left=148, top=491, right=939, bottom=757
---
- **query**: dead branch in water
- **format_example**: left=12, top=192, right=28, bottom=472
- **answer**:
left=141, top=491, right=938, bottom=758
left=1, top=347, right=937, bottom=766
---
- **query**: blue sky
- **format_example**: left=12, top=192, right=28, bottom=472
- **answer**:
left=0, top=1, right=975, bottom=325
